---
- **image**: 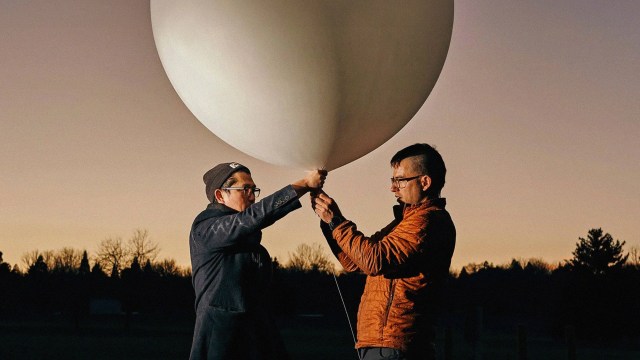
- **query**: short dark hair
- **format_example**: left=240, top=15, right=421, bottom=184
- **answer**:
left=213, top=172, right=244, bottom=204
left=390, top=143, right=446, bottom=198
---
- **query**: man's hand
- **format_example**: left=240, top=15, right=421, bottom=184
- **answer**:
left=304, top=169, right=327, bottom=190
left=311, top=191, right=342, bottom=224
left=292, top=169, right=327, bottom=197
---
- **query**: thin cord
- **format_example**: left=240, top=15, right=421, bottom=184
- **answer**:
left=332, top=272, right=363, bottom=360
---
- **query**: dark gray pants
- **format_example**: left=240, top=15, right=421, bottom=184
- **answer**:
left=358, top=347, right=404, bottom=360
left=357, top=345, right=435, bottom=360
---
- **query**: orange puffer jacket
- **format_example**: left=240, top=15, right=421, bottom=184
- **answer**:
left=327, top=198, right=455, bottom=352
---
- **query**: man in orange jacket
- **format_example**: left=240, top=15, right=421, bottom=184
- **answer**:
left=312, top=143, right=456, bottom=360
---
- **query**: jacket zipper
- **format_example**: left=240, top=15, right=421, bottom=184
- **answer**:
left=381, top=279, right=396, bottom=339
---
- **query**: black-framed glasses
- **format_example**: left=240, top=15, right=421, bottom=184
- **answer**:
left=221, top=186, right=261, bottom=197
left=390, top=175, right=424, bottom=189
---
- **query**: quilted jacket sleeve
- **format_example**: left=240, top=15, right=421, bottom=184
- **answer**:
left=320, top=221, right=360, bottom=272
left=331, top=210, right=427, bottom=276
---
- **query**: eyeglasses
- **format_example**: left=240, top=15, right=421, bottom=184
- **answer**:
left=221, top=186, right=261, bottom=197
left=390, top=175, right=424, bottom=189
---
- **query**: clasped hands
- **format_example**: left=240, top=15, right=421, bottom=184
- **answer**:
left=301, top=169, right=342, bottom=223
left=311, top=190, right=343, bottom=224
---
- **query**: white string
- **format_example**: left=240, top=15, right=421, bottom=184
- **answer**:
left=332, top=272, right=363, bottom=360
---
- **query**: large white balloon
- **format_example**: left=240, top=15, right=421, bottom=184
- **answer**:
left=151, top=0, right=453, bottom=170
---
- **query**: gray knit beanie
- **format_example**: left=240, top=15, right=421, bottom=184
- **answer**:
left=203, top=162, right=250, bottom=203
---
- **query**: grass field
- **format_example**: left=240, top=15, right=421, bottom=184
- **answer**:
left=1, top=315, right=638, bottom=359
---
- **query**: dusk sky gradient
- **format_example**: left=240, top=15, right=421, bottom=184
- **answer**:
left=1, top=0, right=638, bottom=271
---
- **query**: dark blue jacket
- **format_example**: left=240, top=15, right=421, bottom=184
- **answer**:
left=189, top=186, right=300, bottom=360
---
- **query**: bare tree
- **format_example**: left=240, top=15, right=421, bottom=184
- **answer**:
left=153, top=258, right=183, bottom=277
left=461, top=261, right=494, bottom=275
left=43, top=250, right=55, bottom=270
left=95, top=237, right=127, bottom=276
left=21, top=250, right=39, bottom=270
left=629, top=246, right=640, bottom=267
left=523, top=257, right=553, bottom=274
left=21, top=249, right=55, bottom=273
left=287, top=243, right=335, bottom=274
left=53, top=247, right=83, bottom=273
left=126, top=229, right=160, bottom=265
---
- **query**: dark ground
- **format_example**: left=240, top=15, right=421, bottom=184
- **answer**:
left=1, top=314, right=638, bottom=360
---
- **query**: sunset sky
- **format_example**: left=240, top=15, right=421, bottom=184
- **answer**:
left=1, top=0, right=638, bottom=272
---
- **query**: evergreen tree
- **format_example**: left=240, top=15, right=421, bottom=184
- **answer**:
left=91, top=262, right=106, bottom=277
left=129, top=256, right=141, bottom=273
left=11, top=264, right=22, bottom=275
left=272, top=256, right=281, bottom=271
left=508, top=259, right=523, bottom=272
left=0, top=251, right=11, bottom=274
left=28, top=255, right=49, bottom=277
left=79, top=250, right=91, bottom=276
left=458, top=266, right=469, bottom=279
left=122, top=256, right=143, bottom=317
left=569, top=228, right=628, bottom=275
left=143, top=259, right=153, bottom=273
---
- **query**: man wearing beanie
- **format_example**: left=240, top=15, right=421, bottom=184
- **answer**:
left=189, top=162, right=326, bottom=360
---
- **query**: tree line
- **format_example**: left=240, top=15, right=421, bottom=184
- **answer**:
left=1, top=227, right=638, bottom=342
left=14, top=229, right=181, bottom=278
left=449, top=228, right=639, bottom=342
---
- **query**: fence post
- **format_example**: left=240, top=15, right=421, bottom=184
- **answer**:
left=565, top=325, right=576, bottom=360
left=444, top=326, right=453, bottom=360
left=474, top=306, right=483, bottom=360
left=517, top=324, right=527, bottom=360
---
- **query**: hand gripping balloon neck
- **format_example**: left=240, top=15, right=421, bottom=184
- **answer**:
left=310, top=167, right=327, bottom=197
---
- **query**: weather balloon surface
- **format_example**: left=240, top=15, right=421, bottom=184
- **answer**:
left=151, top=0, right=453, bottom=170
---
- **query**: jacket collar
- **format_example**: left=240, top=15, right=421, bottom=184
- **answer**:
left=193, top=203, right=237, bottom=225
left=205, top=202, right=236, bottom=213
left=393, top=198, right=447, bottom=220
